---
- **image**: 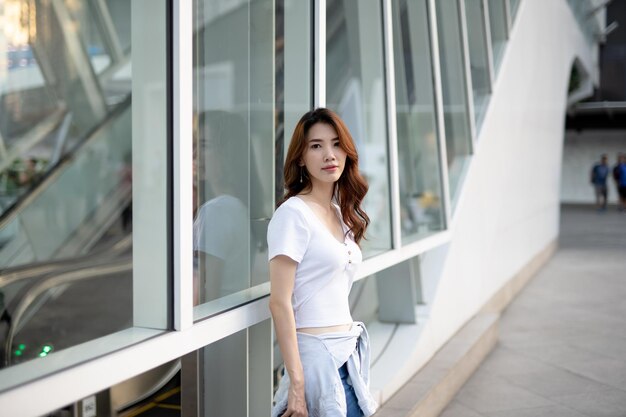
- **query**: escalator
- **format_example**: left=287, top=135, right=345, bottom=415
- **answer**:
left=0, top=92, right=134, bottom=360
left=0, top=98, right=182, bottom=415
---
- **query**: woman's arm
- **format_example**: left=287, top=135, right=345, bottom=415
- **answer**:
left=269, top=255, right=308, bottom=417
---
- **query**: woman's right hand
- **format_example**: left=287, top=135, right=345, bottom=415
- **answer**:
left=281, top=383, right=308, bottom=417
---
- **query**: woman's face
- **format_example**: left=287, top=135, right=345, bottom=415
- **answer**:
left=300, top=122, right=347, bottom=188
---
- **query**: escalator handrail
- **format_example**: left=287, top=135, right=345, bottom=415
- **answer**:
left=0, top=234, right=132, bottom=289
left=4, top=257, right=132, bottom=366
left=0, top=95, right=132, bottom=230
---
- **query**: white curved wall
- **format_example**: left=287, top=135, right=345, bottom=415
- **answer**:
left=372, top=0, right=598, bottom=401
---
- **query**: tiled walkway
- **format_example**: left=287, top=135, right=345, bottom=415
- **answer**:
left=440, top=205, right=626, bottom=417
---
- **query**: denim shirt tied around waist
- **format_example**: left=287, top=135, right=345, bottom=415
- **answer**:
left=271, top=322, right=378, bottom=417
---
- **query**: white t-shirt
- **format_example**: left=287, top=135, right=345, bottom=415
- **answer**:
left=267, top=196, right=362, bottom=328
left=194, top=195, right=249, bottom=297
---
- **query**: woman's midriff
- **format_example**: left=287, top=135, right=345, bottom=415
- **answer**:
left=297, top=323, right=352, bottom=335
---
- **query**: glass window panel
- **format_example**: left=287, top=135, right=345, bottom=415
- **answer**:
left=201, top=329, right=247, bottom=416
left=0, top=0, right=133, bottom=217
left=0, top=0, right=169, bottom=377
left=509, top=0, right=521, bottom=22
left=181, top=320, right=271, bottom=417
left=278, top=0, right=312, bottom=198
left=488, top=0, right=507, bottom=72
left=192, top=1, right=311, bottom=311
left=465, top=0, right=491, bottom=129
left=325, top=0, right=392, bottom=256
left=391, top=0, right=445, bottom=243
left=436, top=0, right=473, bottom=201
left=107, top=0, right=132, bottom=52
left=65, top=1, right=111, bottom=74
left=1, top=1, right=62, bottom=213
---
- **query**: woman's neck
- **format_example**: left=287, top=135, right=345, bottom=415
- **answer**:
left=301, top=181, right=335, bottom=207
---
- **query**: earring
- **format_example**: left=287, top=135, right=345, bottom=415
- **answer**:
left=300, top=166, right=303, bottom=183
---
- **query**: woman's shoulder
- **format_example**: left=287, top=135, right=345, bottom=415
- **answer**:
left=274, top=196, right=306, bottom=215
left=271, top=196, right=309, bottom=223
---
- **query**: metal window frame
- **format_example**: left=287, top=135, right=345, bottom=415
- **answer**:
left=314, top=0, right=326, bottom=107
left=481, top=0, right=495, bottom=92
left=459, top=0, right=478, bottom=145
left=504, top=0, right=512, bottom=37
left=382, top=0, right=402, bottom=250
left=173, top=0, right=193, bottom=331
left=356, top=230, right=450, bottom=280
left=427, top=0, right=452, bottom=230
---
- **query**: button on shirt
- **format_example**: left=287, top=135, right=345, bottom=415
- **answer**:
left=267, top=196, right=362, bottom=329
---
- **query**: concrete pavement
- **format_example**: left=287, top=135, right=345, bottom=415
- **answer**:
left=440, top=205, right=626, bottom=417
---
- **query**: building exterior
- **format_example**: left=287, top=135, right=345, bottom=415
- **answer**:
left=0, top=0, right=604, bottom=416
left=561, top=1, right=625, bottom=206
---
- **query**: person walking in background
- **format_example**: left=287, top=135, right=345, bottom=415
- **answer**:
left=613, top=153, right=626, bottom=212
left=268, top=108, right=378, bottom=417
left=591, top=154, right=609, bottom=211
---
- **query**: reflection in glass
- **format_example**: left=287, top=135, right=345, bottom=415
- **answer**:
left=192, top=0, right=310, bottom=309
left=326, top=0, right=392, bottom=256
left=193, top=1, right=263, bottom=307
left=488, top=0, right=508, bottom=72
left=436, top=0, right=473, bottom=200
left=0, top=0, right=133, bottom=215
left=0, top=0, right=141, bottom=371
left=391, top=0, right=445, bottom=242
left=66, top=1, right=111, bottom=74
left=465, top=0, right=492, bottom=129
left=193, top=111, right=252, bottom=303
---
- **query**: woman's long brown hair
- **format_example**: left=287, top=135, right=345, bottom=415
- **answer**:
left=279, top=108, right=370, bottom=244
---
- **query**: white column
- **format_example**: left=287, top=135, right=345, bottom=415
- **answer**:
left=173, top=0, right=194, bottom=331
left=132, top=0, right=169, bottom=329
left=314, top=0, right=326, bottom=107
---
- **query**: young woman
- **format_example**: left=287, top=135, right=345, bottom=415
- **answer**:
left=268, top=108, right=378, bottom=417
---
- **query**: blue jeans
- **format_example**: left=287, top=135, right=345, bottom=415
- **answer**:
left=339, top=363, right=364, bottom=417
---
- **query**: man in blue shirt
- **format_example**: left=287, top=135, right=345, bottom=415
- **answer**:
left=591, top=154, right=609, bottom=211
left=613, top=153, right=626, bottom=212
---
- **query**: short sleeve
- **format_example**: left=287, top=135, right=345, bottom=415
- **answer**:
left=267, top=205, right=311, bottom=263
left=194, top=196, right=247, bottom=260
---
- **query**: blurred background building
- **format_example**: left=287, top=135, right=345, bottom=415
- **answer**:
left=562, top=0, right=625, bottom=204
left=0, top=0, right=614, bottom=416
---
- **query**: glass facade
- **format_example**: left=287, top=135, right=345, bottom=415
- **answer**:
left=191, top=0, right=310, bottom=314
left=436, top=0, right=473, bottom=201
left=391, top=0, right=445, bottom=242
left=488, top=0, right=508, bottom=72
left=0, top=0, right=543, bottom=414
left=0, top=0, right=168, bottom=375
left=325, top=0, right=392, bottom=256
left=465, top=0, right=492, bottom=129
left=509, top=0, right=521, bottom=22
